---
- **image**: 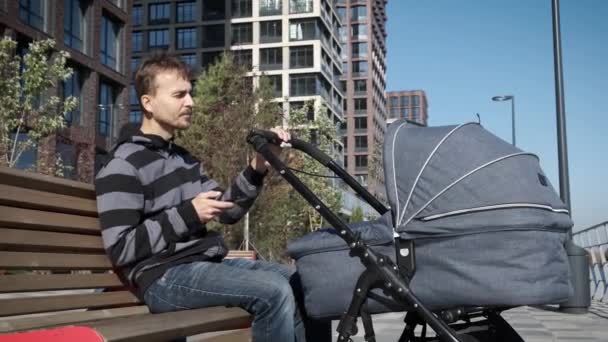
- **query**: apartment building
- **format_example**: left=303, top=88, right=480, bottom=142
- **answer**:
left=336, top=0, right=387, bottom=196
left=386, top=90, right=428, bottom=126
left=0, top=0, right=131, bottom=182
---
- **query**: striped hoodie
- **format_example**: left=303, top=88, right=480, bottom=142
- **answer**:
left=95, top=132, right=264, bottom=298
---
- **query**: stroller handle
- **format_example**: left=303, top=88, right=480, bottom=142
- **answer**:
left=246, top=129, right=389, bottom=216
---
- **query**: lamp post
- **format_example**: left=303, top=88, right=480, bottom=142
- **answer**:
left=491, top=95, right=516, bottom=146
left=551, top=0, right=590, bottom=314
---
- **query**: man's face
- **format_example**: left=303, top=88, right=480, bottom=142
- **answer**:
left=142, top=70, right=193, bottom=133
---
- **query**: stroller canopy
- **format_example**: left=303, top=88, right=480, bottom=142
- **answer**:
left=383, top=120, right=572, bottom=238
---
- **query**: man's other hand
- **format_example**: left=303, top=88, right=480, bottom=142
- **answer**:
left=252, top=126, right=291, bottom=173
left=191, top=191, right=235, bottom=223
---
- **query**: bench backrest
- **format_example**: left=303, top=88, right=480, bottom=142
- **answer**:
left=0, top=166, right=142, bottom=321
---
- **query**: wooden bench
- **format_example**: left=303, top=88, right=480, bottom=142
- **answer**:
left=0, top=166, right=252, bottom=341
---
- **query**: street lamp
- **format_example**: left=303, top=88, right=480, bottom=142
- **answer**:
left=491, top=95, right=516, bottom=146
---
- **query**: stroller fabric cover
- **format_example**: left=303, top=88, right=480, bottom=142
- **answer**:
left=287, top=121, right=573, bottom=319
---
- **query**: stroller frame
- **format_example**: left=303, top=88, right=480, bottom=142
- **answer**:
left=247, top=130, right=524, bottom=342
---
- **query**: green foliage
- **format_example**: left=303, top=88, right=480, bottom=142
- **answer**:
left=349, top=206, right=365, bottom=223
left=177, top=53, right=343, bottom=262
left=249, top=101, right=343, bottom=262
left=176, top=53, right=282, bottom=245
left=0, top=37, right=77, bottom=168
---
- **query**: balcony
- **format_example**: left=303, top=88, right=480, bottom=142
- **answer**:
left=289, top=0, right=313, bottom=14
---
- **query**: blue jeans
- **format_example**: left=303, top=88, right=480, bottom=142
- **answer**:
left=143, top=258, right=306, bottom=342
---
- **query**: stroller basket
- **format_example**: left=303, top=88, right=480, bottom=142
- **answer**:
left=247, top=121, right=573, bottom=342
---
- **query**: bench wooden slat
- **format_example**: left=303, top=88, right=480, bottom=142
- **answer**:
left=0, top=184, right=98, bottom=217
left=0, top=165, right=94, bottom=199
left=0, top=306, right=149, bottom=333
left=0, top=251, right=112, bottom=270
left=0, top=228, right=104, bottom=253
left=0, top=273, right=123, bottom=293
left=0, top=205, right=100, bottom=234
left=0, top=291, right=140, bottom=317
left=195, top=328, right=251, bottom=342
left=85, top=307, right=251, bottom=342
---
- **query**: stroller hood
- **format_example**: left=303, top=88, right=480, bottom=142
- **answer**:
left=382, top=120, right=573, bottom=238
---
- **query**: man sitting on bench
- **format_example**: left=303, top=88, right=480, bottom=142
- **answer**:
left=95, top=53, right=305, bottom=342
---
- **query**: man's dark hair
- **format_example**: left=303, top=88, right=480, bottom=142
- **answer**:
left=134, top=53, right=190, bottom=110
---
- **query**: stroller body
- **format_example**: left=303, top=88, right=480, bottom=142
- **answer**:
left=248, top=121, right=573, bottom=341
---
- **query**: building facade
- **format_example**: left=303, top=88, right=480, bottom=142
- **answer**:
left=336, top=0, right=387, bottom=196
left=0, top=0, right=131, bottom=182
left=386, top=90, right=428, bottom=126
left=130, top=0, right=344, bottom=135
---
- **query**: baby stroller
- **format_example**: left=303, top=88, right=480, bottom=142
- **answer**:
left=247, top=120, right=573, bottom=342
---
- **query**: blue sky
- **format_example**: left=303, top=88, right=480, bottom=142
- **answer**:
left=385, top=0, right=608, bottom=231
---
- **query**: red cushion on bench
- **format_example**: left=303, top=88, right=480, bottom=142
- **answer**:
left=0, top=326, right=103, bottom=342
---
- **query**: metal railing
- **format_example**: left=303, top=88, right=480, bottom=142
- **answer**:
left=573, top=221, right=608, bottom=302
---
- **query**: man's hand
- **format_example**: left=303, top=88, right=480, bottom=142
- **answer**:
left=191, top=191, right=235, bottom=223
left=251, top=127, right=291, bottom=173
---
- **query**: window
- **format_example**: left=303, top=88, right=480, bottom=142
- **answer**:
left=355, top=155, right=368, bottom=168
left=400, top=107, right=409, bottom=117
left=289, top=45, right=313, bottom=69
left=232, top=23, right=252, bottom=45
left=351, top=24, right=367, bottom=40
left=177, top=28, right=197, bottom=49
left=390, top=106, right=398, bottom=116
left=149, top=2, right=170, bottom=24
left=351, top=5, right=367, bottom=22
left=132, top=5, right=142, bottom=26
left=355, top=136, right=367, bottom=151
left=260, top=0, right=281, bottom=16
left=202, top=25, right=225, bottom=47
left=260, top=20, right=281, bottom=43
left=19, top=0, right=45, bottom=31
left=289, top=19, right=317, bottom=41
left=337, top=7, right=346, bottom=21
left=131, top=57, right=140, bottom=74
left=412, top=95, right=420, bottom=106
left=62, top=68, right=82, bottom=126
left=352, top=61, right=368, bottom=76
left=132, top=31, right=143, bottom=52
left=352, top=42, right=367, bottom=58
left=202, top=51, right=221, bottom=69
left=180, top=54, right=197, bottom=67
left=10, top=132, right=38, bottom=171
left=354, top=117, right=367, bottom=131
left=233, top=50, right=252, bottom=70
left=266, top=75, right=282, bottom=97
left=130, top=110, right=142, bottom=123
left=231, top=0, right=252, bottom=18
left=289, top=0, right=312, bottom=14
left=290, top=74, right=317, bottom=96
left=98, top=82, right=117, bottom=137
left=338, top=26, right=347, bottom=42
left=202, top=0, right=225, bottom=20
left=260, top=48, right=282, bottom=70
left=56, top=142, right=77, bottom=180
left=390, top=96, right=398, bottom=108
left=64, top=0, right=85, bottom=51
left=354, top=80, right=366, bottom=93
left=354, top=98, right=367, bottom=112
left=413, top=107, right=420, bottom=116
left=129, top=85, right=138, bottom=105
left=177, top=1, right=196, bottom=23
left=100, top=15, right=119, bottom=70
left=343, top=155, right=348, bottom=168
left=400, top=95, right=409, bottom=107
left=149, top=29, right=169, bottom=49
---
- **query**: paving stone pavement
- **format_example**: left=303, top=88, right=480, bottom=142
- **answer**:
left=330, top=301, right=608, bottom=342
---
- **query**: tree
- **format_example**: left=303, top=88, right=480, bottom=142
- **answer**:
left=248, top=101, right=343, bottom=262
left=349, top=206, right=365, bottom=223
left=178, top=54, right=343, bottom=262
left=0, top=37, right=77, bottom=169
left=176, top=53, right=281, bottom=246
